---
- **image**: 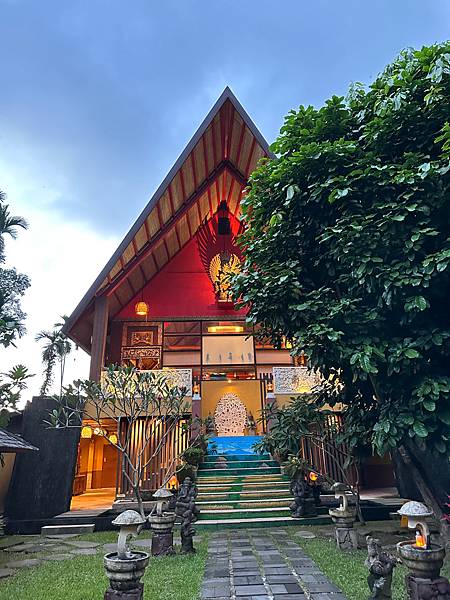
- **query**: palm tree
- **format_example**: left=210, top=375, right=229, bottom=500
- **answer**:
left=0, top=198, right=28, bottom=260
left=35, top=317, right=72, bottom=397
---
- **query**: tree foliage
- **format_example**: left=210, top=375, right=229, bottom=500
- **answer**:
left=0, top=365, right=34, bottom=427
left=35, top=317, right=73, bottom=396
left=0, top=192, right=29, bottom=348
left=234, top=44, right=450, bottom=464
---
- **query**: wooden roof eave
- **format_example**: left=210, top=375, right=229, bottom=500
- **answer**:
left=63, top=87, right=273, bottom=346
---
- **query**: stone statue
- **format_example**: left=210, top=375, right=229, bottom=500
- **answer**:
left=175, top=477, right=199, bottom=554
left=289, top=477, right=317, bottom=518
left=365, top=536, right=398, bottom=600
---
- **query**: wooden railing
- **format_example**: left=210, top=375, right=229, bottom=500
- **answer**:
left=119, top=416, right=190, bottom=495
left=298, top=413, right=357, bottom=485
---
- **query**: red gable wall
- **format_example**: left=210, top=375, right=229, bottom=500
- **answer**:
left=116, top=236, right=248, bottom=319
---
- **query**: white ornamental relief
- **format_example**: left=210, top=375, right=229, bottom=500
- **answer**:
left=161, top=368, right=192, bottom=396
left=273, top=367, right=321, bottom=395
left=214, top=393, right=247, bottom=436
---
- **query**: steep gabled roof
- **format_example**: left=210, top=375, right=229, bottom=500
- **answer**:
left=64, top=87, right=273, bottom=351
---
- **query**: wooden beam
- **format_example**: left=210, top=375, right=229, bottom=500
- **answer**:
left=89, top=296, right=109, bottom=382
left=100, top=162, right=233, bottom=297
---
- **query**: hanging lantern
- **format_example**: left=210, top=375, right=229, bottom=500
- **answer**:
left=81, top=425, right=92, bottom=439
left=108, top=433, right=118, bottom=445
left=135, top=300, right=149, bottom=317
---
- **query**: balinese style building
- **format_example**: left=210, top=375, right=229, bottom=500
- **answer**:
left=64, top=88, right=393, bottom=507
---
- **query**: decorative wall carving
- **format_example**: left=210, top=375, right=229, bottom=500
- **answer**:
left=214, top=393, right=247, bottom=436
left=101, top=368, right=192, bottom=396
left=273, top=367, right=321, bottom=395
left=161, top=368, right=193, bottom=396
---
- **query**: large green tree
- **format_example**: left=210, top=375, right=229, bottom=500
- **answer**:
left=234, top=43, right=450, bottom=528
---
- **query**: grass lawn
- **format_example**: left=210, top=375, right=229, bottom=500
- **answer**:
left=0, top=531, right=208, bottom=600
left=291, top=529, right=450, bottom=600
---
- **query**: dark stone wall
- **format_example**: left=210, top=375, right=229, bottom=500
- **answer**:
left=6, top=396, right=80, bottom=520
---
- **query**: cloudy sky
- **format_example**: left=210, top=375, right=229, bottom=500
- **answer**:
left=0, top=0, right=448, bottom=400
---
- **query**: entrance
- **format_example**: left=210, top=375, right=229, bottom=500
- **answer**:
left=201, top=380, right=264, bottom=436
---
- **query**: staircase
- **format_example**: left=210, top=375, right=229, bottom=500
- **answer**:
left=195, top=437, right=332, bottom=530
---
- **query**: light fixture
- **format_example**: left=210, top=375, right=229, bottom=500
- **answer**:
left=81, top=425, right=92, bottom=439
left=168, top=475, right=178, bottom=491
left=397, top=501, right=433, bottom=550
left=93, top=427, right=106, bottom=436
left=309, top=471, right=318, bottom=482
left=108, top=433, right=118, bottom=445
left=207, top=324, right=244, bottom=333
left=135, top=300, right=149, bottom=317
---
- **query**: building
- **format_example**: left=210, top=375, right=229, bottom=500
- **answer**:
left=64, top=88, right=392, bottom=506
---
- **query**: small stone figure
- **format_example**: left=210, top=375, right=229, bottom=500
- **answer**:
left=365, top=537, right=398, bottom=600
left=175, top=477, right=199, bottom=554
left=289, top=477, right=317, bottom=518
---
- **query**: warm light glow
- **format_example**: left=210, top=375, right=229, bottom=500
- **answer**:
left=168, top=475, right=178, bottom=490
left=267, top=381, right=274, bottom=393
left=93, top=427, right=106, bottom=436
left=193, top=383, right=200, bottom=394
left=415, top=532, right=426, bottom=548
left=208, top=324, right=244, bottom=334
left=135, top=300, right=149, bottom=316
left=81, top=426, right=92, bottom=439
left=108, top=433, right=118, bottom=445
left=227, top=378, right=233, bottom=383
left=309, top=471, right=318, bottom=482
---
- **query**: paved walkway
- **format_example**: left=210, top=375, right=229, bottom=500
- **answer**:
left=202, top=529, right=348, bottom=600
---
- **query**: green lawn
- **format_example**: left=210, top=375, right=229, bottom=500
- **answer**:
left=0, top=532, right=208, bottom=600
left=291, top=530, right=450, bottom=600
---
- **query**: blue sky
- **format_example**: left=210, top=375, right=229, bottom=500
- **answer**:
left=0, top=0, right=449, bottom=395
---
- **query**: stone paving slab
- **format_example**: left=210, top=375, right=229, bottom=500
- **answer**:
left=201, top=528, right=348, bottom=600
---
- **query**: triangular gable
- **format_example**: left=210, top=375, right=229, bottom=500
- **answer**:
left=64, top=87, right=273, bottom=351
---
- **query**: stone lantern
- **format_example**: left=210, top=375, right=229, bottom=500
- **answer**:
left=396, top=501, right=450, bottom=599
left=148, top=488, right=176, bottom=556
left=104, top=510, right=149, bottom=600
left=328, top=482, right=357, bottom=551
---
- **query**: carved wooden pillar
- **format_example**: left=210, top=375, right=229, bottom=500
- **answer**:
left=89, top=296, right=109, bottom=382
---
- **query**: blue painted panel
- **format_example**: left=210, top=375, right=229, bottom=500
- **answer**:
left=208, top=436, right=262, bottom=455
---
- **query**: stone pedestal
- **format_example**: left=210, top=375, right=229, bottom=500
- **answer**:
left=151, top=532, right=174, bottom=556
left=405, top=574, right=450, bottom=600
left=329, top=508, right=357, bottom=551
left=104, top=584, right=143, bottom=600
left=335, top=526, right=358, bottom=551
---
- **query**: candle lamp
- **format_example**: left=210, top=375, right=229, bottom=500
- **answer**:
left=396, top=501, right=450, bottom=599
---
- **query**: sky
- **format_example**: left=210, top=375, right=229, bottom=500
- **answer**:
left=0, top=0, right=449, bottom=401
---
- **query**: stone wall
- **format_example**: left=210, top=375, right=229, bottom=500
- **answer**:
left=6, top=396, right=80, bottom=521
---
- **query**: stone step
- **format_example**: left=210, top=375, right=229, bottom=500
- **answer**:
left=197, top=497, right=292, bottom=508
left=198, top=466, right=281, bottom=477
left=199, top=507, right=291, bottom=520
left=197, top=473, right=286, bottom=483
left=41, top=524, right=95, bottom=536
left=199, top=459, right=278, bottom=469
left=203, top=453, right=271, bottom=463
left=197, top=490, right=292, bottom=504
left=197, top=479, right=290, bottom=490
left=195, top=515, right=332, bottom=530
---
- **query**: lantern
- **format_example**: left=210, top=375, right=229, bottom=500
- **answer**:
left=168, top=475, right=178, bottom=491
left=81, top=425, right=92, bottom=439
left=108, top=433, right=118, bottom=445
left=135, top=300, right=149, bottom=317
left=309, top=471, right=318, bottom=482
left=397, top=501, right=433, bottom=549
